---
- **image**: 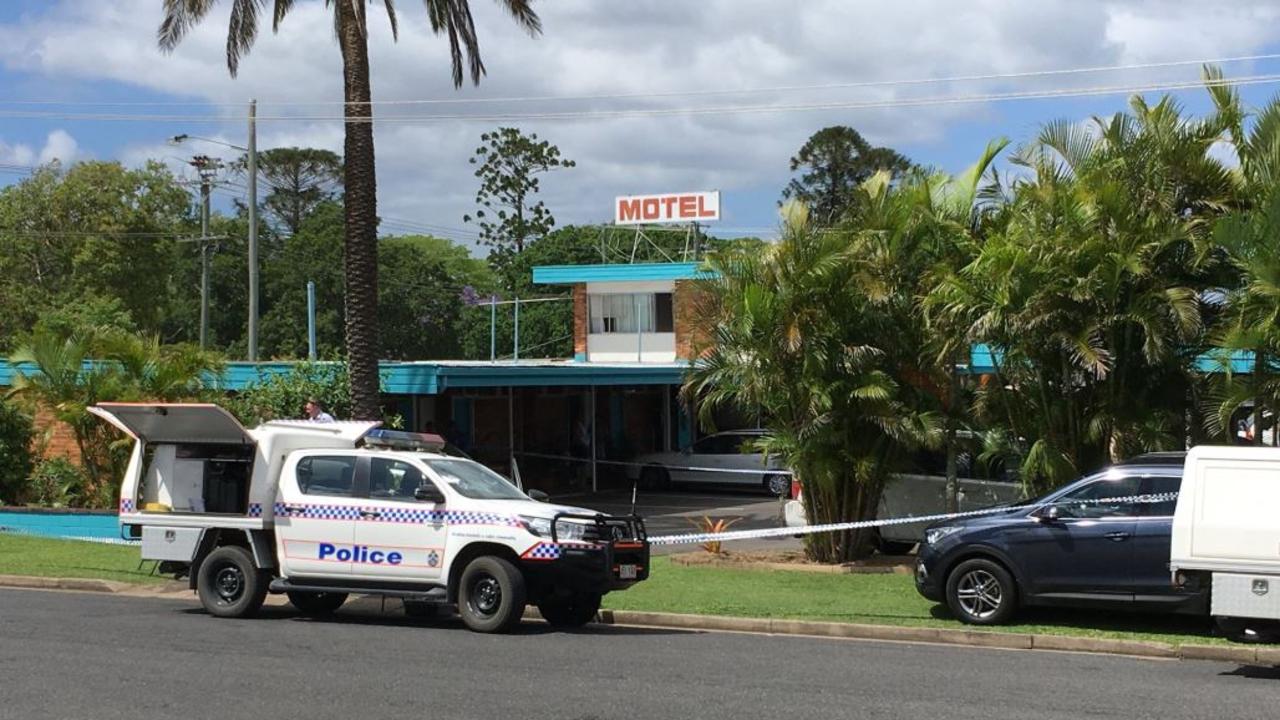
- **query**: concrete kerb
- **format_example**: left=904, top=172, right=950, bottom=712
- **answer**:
left=0, top=573, right=128, bottom=594
left=0, top=574, right=1271, bottom=664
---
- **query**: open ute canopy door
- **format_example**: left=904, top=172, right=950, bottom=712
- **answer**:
left=88, top=403, right=252, bottom=445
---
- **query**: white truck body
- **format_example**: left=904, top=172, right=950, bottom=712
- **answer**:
left=93, top=403, right=649, bottom=632
left=1171, top=445, right=1280, bottom=626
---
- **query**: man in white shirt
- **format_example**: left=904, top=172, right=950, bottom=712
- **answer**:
left=304, top=397, right=336, bottom=423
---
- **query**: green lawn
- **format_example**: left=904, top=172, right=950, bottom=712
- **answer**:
left=603, top=557, right=1226, bottom=646
left=0, top=533, right=169, bottom=585
left=0, top=534, right=1225, bottom=646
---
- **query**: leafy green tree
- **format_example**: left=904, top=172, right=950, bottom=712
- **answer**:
left=378, top=237, right=469, bottom=359
left=464, top=127, right=576, bottom=285
left=159, top=0, right=543, bottom=421
left=0, top=161, right=190, bottom=345
left=260, top=201, right=347, bottom=359
left=781, top=126, right=913, bottom=226
left=261, top=202, right=490, bottom=360
left=235, top=147, right=343, bottom=236
left=458, top=225, right=601, bottom=360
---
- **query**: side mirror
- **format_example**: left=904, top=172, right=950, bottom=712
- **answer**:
left=528, top=489, right=550, bottom=503
left=414, top=485, right=446, bottom=504
left=1036, top=505, right=1061, bottom=522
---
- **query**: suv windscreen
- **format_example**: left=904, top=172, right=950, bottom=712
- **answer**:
left=425, top=459, right=527, bottom=500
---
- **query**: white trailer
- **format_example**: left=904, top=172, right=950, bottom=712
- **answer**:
left=1171, top=445, right=1280, bottom=642
left=92, top=403, right=650, bottom=633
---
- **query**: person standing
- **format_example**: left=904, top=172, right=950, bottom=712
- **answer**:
left=304, top=397, right=336, bottom=423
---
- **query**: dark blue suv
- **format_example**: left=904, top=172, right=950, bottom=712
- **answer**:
left=915, top=453, right=1206, bottom=625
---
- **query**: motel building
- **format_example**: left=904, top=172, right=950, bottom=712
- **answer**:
left=0, top=260, right=736, bottom=497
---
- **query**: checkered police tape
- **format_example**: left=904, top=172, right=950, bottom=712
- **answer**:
left=647, top=491, right=1181, bottom=546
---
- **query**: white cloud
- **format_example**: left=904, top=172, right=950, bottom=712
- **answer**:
left=1, top=0, right=1278, bottom=244
left=0, top=129, right=81, bottom=166
left=38, top=129, right=79, bottom=164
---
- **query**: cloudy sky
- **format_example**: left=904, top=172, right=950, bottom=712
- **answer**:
left=2, top=1, right=1280, bottom=250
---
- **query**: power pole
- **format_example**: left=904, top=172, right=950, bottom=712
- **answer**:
left=188, top=155, right=223, bottom=349
left=247, top=99, right=259, bottom=362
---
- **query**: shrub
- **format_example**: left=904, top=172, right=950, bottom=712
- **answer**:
left=27, top=457, right=89, bottom=508
left=0, top=400, right=35, bottom=505
left=226, top=362, right=352, bottom=425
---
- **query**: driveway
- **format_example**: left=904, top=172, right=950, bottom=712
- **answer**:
left=556, top=487, right=800, bottom=555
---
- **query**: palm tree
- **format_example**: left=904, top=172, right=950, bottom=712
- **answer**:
left=157, top=0, right=542, bottom=419
left=1199, top=77, right=1280, bottom=443
left=929, top=86, right=1233, bottom=493
left=8, top=326, right=223, bottom=506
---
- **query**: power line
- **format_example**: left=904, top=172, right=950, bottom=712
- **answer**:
left=2, top=73, right=1279, bottom=124
left=2, top=52, right=1279, bottom=108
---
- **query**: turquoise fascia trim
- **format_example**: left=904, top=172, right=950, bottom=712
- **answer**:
left=532, top=262, right=714, bottom=284
left=573, top=352, right=587, bottom=362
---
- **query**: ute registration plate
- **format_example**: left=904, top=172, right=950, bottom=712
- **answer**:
left=618, top=564, right=637, bottom=580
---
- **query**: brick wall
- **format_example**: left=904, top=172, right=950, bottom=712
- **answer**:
left=674, top=280, right=714, bottom=361
left=32, top=406, right=80, bottom=464
left=573, top=283, right=587, bottom=359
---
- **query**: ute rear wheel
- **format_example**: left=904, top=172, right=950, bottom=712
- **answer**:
left=288, top=591, right=348, bottom=617
left=197, top=546, right=269, bottom=619
left=537, top=593, right=602, bottom=629
left=458, top=556, right=527, bottom=633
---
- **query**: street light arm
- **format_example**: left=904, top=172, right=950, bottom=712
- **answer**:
left=169, top=134, right=250, bottom=153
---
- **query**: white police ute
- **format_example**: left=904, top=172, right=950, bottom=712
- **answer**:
left=92, top=403, right=649, bottom=633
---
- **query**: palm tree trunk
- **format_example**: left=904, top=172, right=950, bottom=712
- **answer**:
left=338, top=5, right=381, bottom=421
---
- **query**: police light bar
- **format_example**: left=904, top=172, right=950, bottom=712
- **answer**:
left=362, top=428, right=447, bottom=452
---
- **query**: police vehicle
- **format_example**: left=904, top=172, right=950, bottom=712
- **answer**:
left=92, top=403, right=649, bottom=633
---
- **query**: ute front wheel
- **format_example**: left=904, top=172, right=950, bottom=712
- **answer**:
left=458, top=556, right=527, bottom=633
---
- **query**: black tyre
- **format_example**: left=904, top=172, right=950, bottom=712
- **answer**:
left=403, top=600, right=442, bottom=619
left=458, top=556, right=527, bottom=633
left=641, top=466, right=670, bottom=491
left=764, top=474, right=791, bottom=498
left=287, top=591, right=348, bottom=616
left=945, top=558, right=1017, bottom=625
left=1215, top=616, right=1280, bottom=643
left=537, top=593, right=602, bottom=629
left=197, top=546, right=269, bottom=619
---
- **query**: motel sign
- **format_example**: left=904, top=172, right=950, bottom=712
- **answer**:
left=615, top=191, right=720, bottom=225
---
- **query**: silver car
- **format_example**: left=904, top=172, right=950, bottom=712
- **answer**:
left=626, top=430, right=793, bottom=497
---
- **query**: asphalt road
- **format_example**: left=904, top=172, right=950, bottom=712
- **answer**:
left=2, top=588, right=1277, bottom=720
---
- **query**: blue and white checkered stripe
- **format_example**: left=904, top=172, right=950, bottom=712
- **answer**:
left=247, top=503, right=263, bottom=517
left=119, top=498, right=134, bottom=513
left=270, top=502, right=520, bottom=527
left=521, top=542, right=561, bottom=561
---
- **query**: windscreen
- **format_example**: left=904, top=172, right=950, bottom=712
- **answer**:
left=425, top=459, right=528, bottom=500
